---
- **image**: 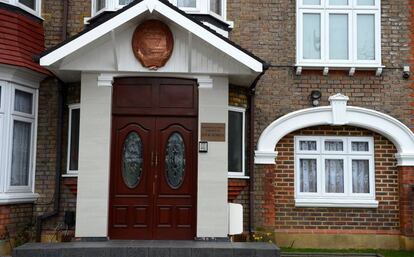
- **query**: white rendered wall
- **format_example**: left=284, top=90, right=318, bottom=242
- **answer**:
left=197, top=76, right=229, bottom=238
left=75, top=73, right=112, bottom=238
left=75, top=74, right=229, bottom=238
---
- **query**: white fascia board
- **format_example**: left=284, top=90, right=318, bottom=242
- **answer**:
left=40, top=3, right=148, bottom=66
left=40, top=0, right=263, bottom=73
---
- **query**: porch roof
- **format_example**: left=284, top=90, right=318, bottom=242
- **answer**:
left=39, top=0, right=266, bottom=84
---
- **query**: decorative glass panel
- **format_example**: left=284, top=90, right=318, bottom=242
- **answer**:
left=329, top=14, right=348, bottom=60
left=303, top=14, right=321, bottom=59
left=210, top=0, right=222, bottom=15
left=177, top=0, right=196, bottom=8
left=122, top=132, right=143, bottom=188
left=300, top=159, right=317, bottom=192
left=329, top=0, right=348, bottom=5
left=0, top=86, right=2, bottom=109
left=303, top=0, right=320, bottom=5
left=357, top=14, right=375, bottom=60
left=15, top=90, right=33, bottom=114
left=228, top=111, right=243, bottom=173
left=300, top=140, right=317, bottom=151
left=69, top=108, right=80, bottom=171
left=357, top=0, right=375, bottom=6
left=352, top=141, right=369, bottom=152
left=165, top=132, right=186, bottom=189
left=19, top=0, right=35, bottom=10
left=325, top=159, right=344, bottom=193
left=119, top=0, right=133, bottom=5
left=325, top=140, right=344, bottom=151
left=11, top=121, right=32, bottom=186
left=352, top=160, right=370, bottom=193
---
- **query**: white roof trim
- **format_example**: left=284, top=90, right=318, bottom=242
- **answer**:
left=40, top=0, right=263, bottom=72
left=255, top=93, right=414, bottom=166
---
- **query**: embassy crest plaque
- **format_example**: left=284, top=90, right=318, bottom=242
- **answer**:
left=132, top=20, right=174, bottom=70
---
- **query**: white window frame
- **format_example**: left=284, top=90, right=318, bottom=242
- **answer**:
left=66, top=104, right=80, bottom=176
left=294, top=135, right=378, bottom=208
left=3, top=0, right=42, bottom=17
left=296, top=0, right=381, bottom=68
left=0, top=80, right=38, bottom=204
left=90, top=0, right=227, bottom=20
left=228, top=106, right=247, bottom=178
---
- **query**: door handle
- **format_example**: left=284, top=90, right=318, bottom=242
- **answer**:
left=155, top=152, right=159, bottom=167
left=151, top=151, right=154, bottom=166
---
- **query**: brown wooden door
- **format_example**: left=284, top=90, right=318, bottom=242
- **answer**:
left=109, top=77, right=197, bottom=240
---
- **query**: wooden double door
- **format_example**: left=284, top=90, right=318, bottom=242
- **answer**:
left=109, top=78, right=198, bottom=240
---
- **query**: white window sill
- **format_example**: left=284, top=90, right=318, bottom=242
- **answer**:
left=0, top=193, right=39, bottom=205
left=295, top=198, right=379, bottom=208
left=62, top=173, right=78, bottom=178
left=295, top=64, right=385, bottom=76
left=228, top=175, right=250, bottom=180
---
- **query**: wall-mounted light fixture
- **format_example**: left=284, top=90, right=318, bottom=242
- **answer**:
left=310, top=90, right=322, bottom=107
left=403, top=65, right=410, bottom=79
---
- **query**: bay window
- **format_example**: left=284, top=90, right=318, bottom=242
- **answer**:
left=294, top=136, right=378, bottom=208
left=228, top=107, right=246, bottom=177
left=3, top=0, right=41, bottom=16
left=91, top=0, right=226, bottom=19
left=297, top=0, right=381, bottom=68
left=0, top=81, right=38, bottom=203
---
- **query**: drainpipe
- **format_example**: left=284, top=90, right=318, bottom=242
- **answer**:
left=248, top=63, right=269, bottom=234
left=35, top=80, right=65, bottom=242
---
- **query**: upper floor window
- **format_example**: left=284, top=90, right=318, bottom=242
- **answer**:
left=3, top=0, right=41, bottom=16
left=92, top=0, right=225, bottom=19
left=296, top=0, right=381, bottom=68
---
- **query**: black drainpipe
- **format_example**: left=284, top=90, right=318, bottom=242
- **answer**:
left=35, top=0, right=69, bottom=242
left=248, top=63, right=269, bottom=234
left=35, top=80, right=65, bottom=242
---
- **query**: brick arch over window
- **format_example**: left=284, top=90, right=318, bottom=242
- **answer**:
left=255, top=94, right=414, bottom=166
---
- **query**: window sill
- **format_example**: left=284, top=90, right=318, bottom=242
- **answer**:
left=62, top=173, right=78, bottom=178
left=228, top=175, right=250, bottom=180
left=295, top=64, right=385, bottom=76
left=295, top=198, right=379, bottom=208
left=0, top=192, right=39, bottom=205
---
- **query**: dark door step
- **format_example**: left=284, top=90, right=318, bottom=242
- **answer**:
left=281, top=253, right=382, bottom=257
left=13, top=240, right=280, bottom=257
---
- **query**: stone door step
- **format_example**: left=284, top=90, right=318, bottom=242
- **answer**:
left=13, top=240, right=280, bottom=257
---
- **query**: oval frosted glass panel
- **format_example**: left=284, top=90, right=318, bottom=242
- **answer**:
left=165, top=132, right=186, bottom=189
left=122, top=132, right=143, bottom=188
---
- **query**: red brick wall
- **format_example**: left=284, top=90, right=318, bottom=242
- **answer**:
left=254, top=126, right=400, bottom=234
left=399, top=166, right=414, bottom=236
left=0, top=204, right=33, bottom=240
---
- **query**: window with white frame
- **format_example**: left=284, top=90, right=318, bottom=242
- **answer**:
left=296, top=0, right=381, bottom=68
left=228, top=107, right=246, bottom=177
left=0, top=80, right=38, bottom=203
left=91, top=0, right=226, bottom=19
left=67, top=104, right=80, bottom=175
left=294, top=136, right=378, bottom=208
left=3, top=0, right=42, bottom=16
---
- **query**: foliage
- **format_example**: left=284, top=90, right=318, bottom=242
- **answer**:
left=13, top=223, right=35, bottom=248
left=251, top=229, right=275, bottom=243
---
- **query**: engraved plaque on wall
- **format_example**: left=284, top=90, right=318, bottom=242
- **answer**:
left=132, top=20, right=174, bottom=70
left=201, top=123, right=226, bottom=142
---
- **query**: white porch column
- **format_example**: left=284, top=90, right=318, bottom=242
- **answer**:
left=75, top=73, right=112, bottom=238
left=197, top=76, right=229, bottom=238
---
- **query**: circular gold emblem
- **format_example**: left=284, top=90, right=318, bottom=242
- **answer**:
left=132, top=20, right=174, bottom=70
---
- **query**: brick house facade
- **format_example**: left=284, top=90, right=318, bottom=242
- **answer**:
left=0, top=0, right=413, bottom=253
